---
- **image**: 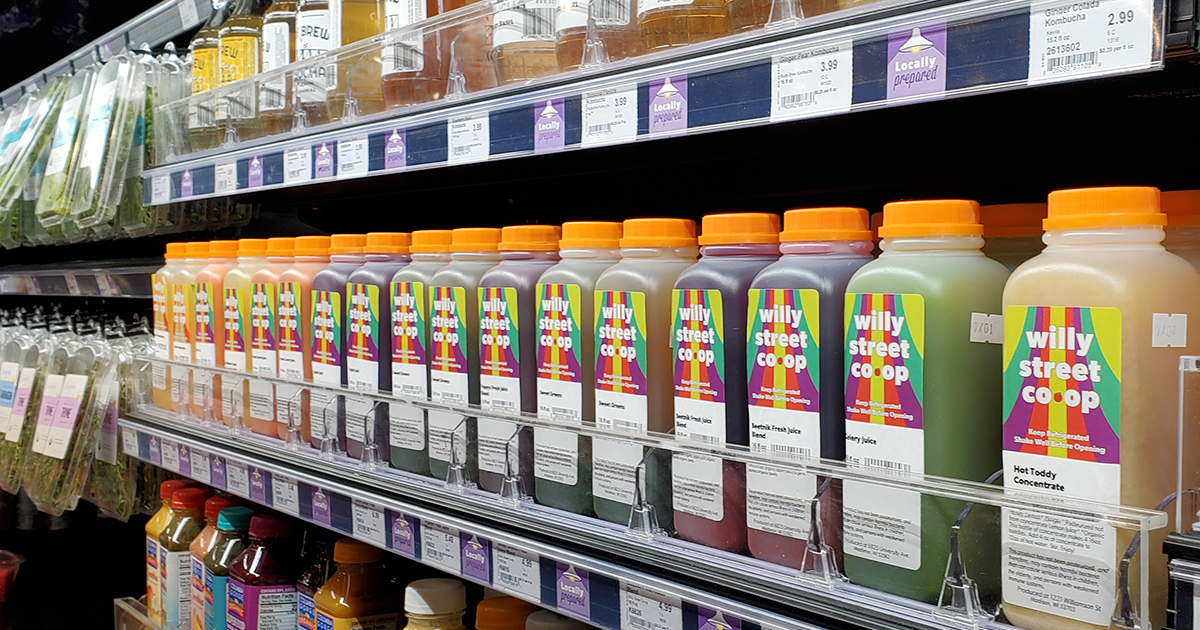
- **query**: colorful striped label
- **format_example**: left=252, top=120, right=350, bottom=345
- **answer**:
left=250, top=284, right=277, bottom=357
left=348, top=283, right=380, bottom=366
left=224, top=288, right=247, bottom=359
left=592, top=290, right=649, bottom=505
left=194, top=283, right=216, bottom=354
left=390, top=281, right=427, bottom=451
left=671, top=289, right=726, bottom=444
left=479, top=286, right=520, bottom=412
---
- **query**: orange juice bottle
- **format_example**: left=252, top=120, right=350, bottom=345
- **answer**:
left=193, top=241, right=240, bottom=422
left=281, top=235, right=332, bottom=443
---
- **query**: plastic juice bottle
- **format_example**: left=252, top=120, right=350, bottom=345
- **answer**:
left=555, top=0, right=642, bottom=72
left=671, top=213, right=780, bottom=554
left=404, top=578, right=466, bottom=630
left=534, top=222, right=622, bottom=515
left=153, top=243, right=187, bottom=411
left=248, top=238, right=296, bottom=437
left=980, top=203, right=1047, bottom=271
left=492, top=1, right=560, bottom=85
left=296, top=535, right=336, bottom=630
left=1162, top=190, right=1200, bottom=272
left=147, top=479, right=195, bottom=625
left=295, top=0, right=335, bottom=126
left=390, top=230, right=453, bottom=475
left=314, top=538, right=401, bottom=628
left=526, top=611, right=588, bottom=630
left=346, top=232, right=412, bottom=463
left=381, top=0, right=449, bottom=108
left=160, top=488, right=212, bottom=629
left=260, top=0, right=298, bottom=135
left=189, top=496, right=238, bottom=630
left=427, top=228, right=502, bottom=482
left=327, top=0, right=387, bottom=120
left=745, top=207, right=874, bottom=570
left=228, top=515, right=298, bottom=630
left=592, top=218, right=698, bottom=527
left=476, top=596, right=536, bottom=630
left=204, top=506, right=255, bottom=630
left=477, top=225, right=561, bottom=495
left=841, top=199, right=1007, bottom=604
left=281, top=236, right=333, bottom=444
left=193, top=241, right=240, bottom=423
left=310, top=234, right=365, bottom=449
left=222, top=239, right=269, bottom=426
left=167, top=243, right=201, bottom=414
left=638, top=0, right=730, bottom=52
left=1001, top=187, right=1200, bottom=630
left=182, top=242, right=213, bottom=416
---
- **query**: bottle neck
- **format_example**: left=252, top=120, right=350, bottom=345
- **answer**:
left=267, top=255, right=294, bottom=264
left=249, top=534, right=285, bottom=547
left=880, top=235, right=985, bottom=254
left=294, top=255, right=329, bottom=264
left=1043, top=225, right=1166, bottom=249
left=238, top=256, right=268, bottom=265
left=560, top=247, right=620, bottom=260
left=450, top=251, right=502, bottom=263
left=364, top=253, right=410, bottom=263
left=331, top=254, right=367, bottom=264
left=780, top=240, right=874, bottom=256
left=412, top=252, right=452, bottom=263
left=499, top=250, right=560, bottom=261
left=619, top=246, right=699, bottom=259
left=699, top=243, right=780, bottom=257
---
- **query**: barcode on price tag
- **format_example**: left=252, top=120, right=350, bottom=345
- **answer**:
left=448, top=113, right=490, bottom=164
left=227, top=460, right=250, bottom=496
left=284, top=147, right=312, bottom=183
left=770, top=42, right=853, bottom=122
left=121, top=427, right=138, bottom=456
left=621, top=583, right=682, bottom=630
left=160, top=438, right=180, bottom=471
left=273, top=474, right=300, bottom=516
left=353, top=499, right=387, bottom=546
left=190, top=448, right=212, bottom=485
left=1028, top=0, right=1154, bottom=84
left=422, top=521, right=462, bottom=574
left=338, top=136, right=369, bottom=178
left=582, top=84, right=637, bottom=147
left=215, top=162, right=237, bottom=194
left=151, top=174, right=170, bottom=204
left=494, top=542, right=540, bottom=600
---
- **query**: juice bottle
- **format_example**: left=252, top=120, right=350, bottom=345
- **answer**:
left=526, top=611, right=587, bottom=630
left=311, top=234, right=365, bottom=449
left=204, top=506, right=255, bottom=630
left=219, top=0, right=267, bottom=138
left=555, top=0, right=643, bottom=71
left=327, top=0, right=387, bottom=120
left=746, top=207, right=873, bottom=570
left=404, top=578, right=466, bottom=630
left=281, top=236, right=333, bottom=444
left=147, top=479, right=195, bottom=625
left=228, top=515, right=298, bottom=630
left=295, top=0, right=336, bottom=126
left=1001, top=187, right=1200, bottom=630
left=980, top=203, right=1046, bottom=271
left=492, top=0, right=560, bottom=85
left=189, top=496, right=238, bottom=630
left=153, top=243, right=187, bottom=411
left=724, top=0, right=835, bottom=34
left=314, top=538, right=401, bottom=627
left=161, top=488, right=213, bottom=630
left=592, top=218, right=697, bottom=527
left=222, top=239, right=269, bottom=426
left=381, top=0, right=448, bottom=108
left=534, top=222, right=622, bottom=514
left=390, top=230, right=453, bottom=474
left=182, top=242, right=212, bottom=417
left=1162, top=189, right=1200, bottom=272
left=193, top=240, right=240, bottom=423
left=842, top=199, right=1006, bottom=603
left=248, top=238, right=296, bottom=436
left=478, top=225, right=561, bottom=494
left=428, top=228, right=502, bottom=482
left=297, top=534, right=336, bottom=630
left=261, top=0, right=299, bottom=135
left=347, top=232, right=411, bottom=462
left=476, top=596, right=536, bottom=630
left=671, top=213, right=779, bottom=553
left=167, top=244, right=197, bottom=413
left=638, top=0, right=730, bottom=53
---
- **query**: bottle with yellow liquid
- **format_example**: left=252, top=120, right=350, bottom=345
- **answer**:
left=261, top=0, right=298, bottom=136
left=638, top=0, right=730, bottom=53
left=219, top=0, right=267, bottom=142
left=492, top=0, right=560, bottom=84
left=188, top=11, right=225, bottom=151
left=555, top=0, right=643, bottom=72
left=381, top=0, right=448, bottom=108
left=724, top=0, right=835, bottom=34
left=328, top=0, right=387, bottom=120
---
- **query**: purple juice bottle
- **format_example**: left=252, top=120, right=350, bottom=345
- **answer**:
left=310, top=234, right=367, bottom=452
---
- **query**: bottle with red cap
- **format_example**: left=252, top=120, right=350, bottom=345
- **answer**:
left=147, top=479, right=198, bottom=625
left=189, top=496, right=239, bottom=630
left=160, top=487, right=214, bottom=629
left=227, top=515, right=299, bottom=630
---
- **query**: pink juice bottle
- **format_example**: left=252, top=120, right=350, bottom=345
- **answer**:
left=310, top=235, right=367, bottom=450
left=670, top=213, right=779, bottom=554
left=247, top=238, right=296, bottom=437
left=280, top=236, right=332, bottom=445
left=192, top=241, right=240, bottom=424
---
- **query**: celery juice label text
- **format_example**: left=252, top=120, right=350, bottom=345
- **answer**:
left=390, top=282, right=427, bottom=451
left=671, top=289, right=726, bottom=521
left=536, top=283, right=583, bottom=485
left=346, top=283, right=381, bottom=442
left=276, top=283, right=304, bottom=425
left=479, top=287, right=521, bottom=476
left=843, top=293, right=925, bottom=570
left=1001, top=305, right=1121, bottom=626
left=249, top=284, right=277, bottom=422
left=310, top=290, right=343, bottom=441
left=428, top=286, right=469, bottom=464
left=593, top=291, right=649, bottom=504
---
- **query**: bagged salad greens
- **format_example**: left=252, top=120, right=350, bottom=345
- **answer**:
left=34, top=65, right=96, bottom=230
left=0, top=77, right=68, bottom=248
left=0, top=315, right=53, bottom=494
left=118, top=49, right=159, bottom=238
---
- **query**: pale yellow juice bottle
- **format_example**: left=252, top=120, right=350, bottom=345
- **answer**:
left=1001, top=186, right=1200, bottom=630
left=221, top=239, right=269, bottom=426
left=153, top=243, right=188, bottom=411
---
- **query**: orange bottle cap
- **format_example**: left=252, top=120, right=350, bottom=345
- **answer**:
left=560, top=222, right=622, bottom=249
left=780, top=207, right=872, bottom=242
left=450, top=228, right=502, bottom=253
left=979, top=204, right=1047, bottom=238
left=1161, top=190, right=1200, bottom=227
left=187, top=241, right=211, bottom=257
left=164, top=243, right=188, bottom=259
left=500, top=225, right=561, bottom=252
left=293, top=236, right=331, bottom=256
left=697, top=213, right=780, bottom=246
left=237, top=239, right=268, bottom=256
left=208, top=240, right=239, bottom=257
left=266, top=237, right=296, bottom=256
left=333, top=538, right=383, bottom=564
left=878, top=200, right=983, bottom=238
left=620, top=218, right=697, bottom=248
left=329, top=234, right=367, bottom=255
left=365, top=232, right=411, bottom=254
left=1045, top=187, right=1165, bottom=231
left=475, top=597, right=538, bottom=630
left=410, top=230, right=454, bottom=254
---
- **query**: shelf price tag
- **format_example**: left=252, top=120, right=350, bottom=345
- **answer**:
left=215, top=162, right=237, bottom=194
left=248, top=467, right=271, bottom=504
left=337, top=136, right=369, bottom=178
left=150, top=174, right=170, bottom=205
left=121, top=427, right=138, bottom=457
left=771, top=42, right=853, bottom=122
left=160, top=438, right=180, bottom=472
left=313, top=142, right=336, bottom=179
left=582, top=84, right=637, bottom=147
left=621, top=583, right=682, bottom=630
left=533, top=98, right=566, bottom=154
left=190, top=448, right=212, bottom=485
left=384, top=129, right=406, bottom=170
left=272, top=473, right=300, bottom=516
left=178, top=0, right=200, bottom=27
left=648, top=75, right=688, bottom=135
left=422, top=521, right=462, bottom=574
left=227, top=460, right=250, bottom=497
left=247, top=156, right=265, bottom=188
left=461, top=534, right=491, bottom=584
left=285, top=146, right=312, bottom=184
left=555, top=563, right=590, bottom=620
left=146, top=435, right=161, bottom=465
left=353, top=498, right=387, bottom=546
left=210, top=456, right=227, bottom=489
left=96, top=273, right=115, bottom=296
left=311, top=487, right=333, bottom=526
left=391, top=512, right=418, bottom=558
left=494, top=542, right=539, bottom=600
left=448, top=113, right=490, bottom=164
left=1028, top=0, right=1154, bottom=84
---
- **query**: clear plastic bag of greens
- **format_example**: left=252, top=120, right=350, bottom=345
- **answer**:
left=0, top=326, right=53, bottom=494
left=35, top=66, right=96, bottom=229
left=0, top=77, right=68, bottom=249
left=84, top=322, right=146, bottom=521
left=0, top=93, right=36, bottom=176
left=118, top=49, right=159, bottom=238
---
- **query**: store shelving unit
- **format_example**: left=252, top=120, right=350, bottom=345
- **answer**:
left=0, top=260, right=159, bottom=297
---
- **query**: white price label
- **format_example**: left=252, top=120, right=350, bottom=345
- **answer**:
left=285, top=147, right=312, bottom=183
left=151, top=174, right=170, bottom=204
left=190, top=448, right=212, bottom=485
left=422, top=521, right=462, bottom=574
left=337, top=136, right=369, bottom=178
left=770, top=42, right=853, bottom=122
left=970, top=312, right=1005, bottom=344
left=448, top=113, right=490, bottom=164
left=178, top=0, right=200, bottom=27
left=1028, top=0, right=1154, bottom=84
left=1153, top=313, right=1188, bottom=347
left=272, top=474, right=300, bottom=516
left=215, top=162, right=237, bottom=194
left=160, top=438, right=181, bottom=472
left=121, top=427, right=138, bottom=456
left=352, top=498, right=387, bottom=546
left=494, top=543, right=540, bottom=600
left=621, top=583, right=682, bottom=630
left=227, top=460, right=250, bottom=497
left=582, top=84, right=637, bottom=147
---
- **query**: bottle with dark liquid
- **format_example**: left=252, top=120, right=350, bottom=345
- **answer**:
left=638, top=0, right=730, bottom=52
left=381, top=0, right=448, bottom=108
left=555, top=0, right=643, bottom=72
left=492, top=0, right=559, bottom=83
left=261, top=0, right=298, bottom=135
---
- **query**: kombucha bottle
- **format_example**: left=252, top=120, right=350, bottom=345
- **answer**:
left=638, top=0, right=730, bottom=53
left=327, top=0, right=387, bottom=119
left=555, top=0, right=643, bottom=71
left=260, top=0, right=298, bottom=135
left=492, top=0, right=560, bottom=84
left=219, top=0, right=267, bottom=141
left=381, top=0, right=449, bottom=108
left=296, top=0, right=336, bottom=126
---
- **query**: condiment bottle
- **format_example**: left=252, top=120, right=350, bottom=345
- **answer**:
left=189, top=496, right=238, bottom=630
left=153, top=243, right=188, bottom=411
left=147, top=479, right=196, bottom=625
left=592, top=218, right=698, bottom=528
left=346, top=232, right=412, bottom=463
left=390, top=230, right=453, bottom=475
left=1162, top=190, right=1200, bottom=272
left=1001, top=187, right=1200, bottom=630
left=670, top=213, right=779, bottom=553
left=525, top=611, right=588, bottom=630
left=746, top=207, right=873, bottom=570
left=980, top=203, right=1047, bottom=271
left=193, top=240, right=240, bottom=423
left=315, top=539, right=401, bottom=627
left=222, top=239, right=269, bottom=426
left=428, top=228, right=502, bottom=482
left=478, top=225, right=562, bottom=495
left=296, top=535, right=336, bottom=630
left=534, top=222, right=622, bottom=514
left=310, top=235, right=364, bottom=449
left=204, top=506, right=256, bottom=630
left=248, top=237, right=296, bottom=436
left=280, top=235, right=332, bottom=445
left=228, top=515, right=298, bottom=630
left=475, top=596, right=536, bottom=630
left=842, top=200, right=1006, bottom=603
left=260, top=0, right=298, bottom=135
left=404, top=578, right=467, bottom=630
left=160, top=488, right=213, bottom=630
